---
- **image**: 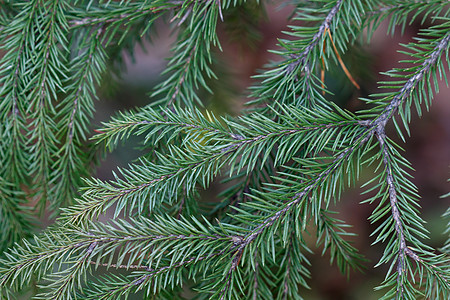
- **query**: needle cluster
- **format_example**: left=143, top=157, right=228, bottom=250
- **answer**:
left=0, top=0, right=449, bottom=299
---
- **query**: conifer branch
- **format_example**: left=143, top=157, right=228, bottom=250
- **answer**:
left=250, top=0, right=375, bottom=110
left=250, top=0, right=344, bottom=109
left=367, top=0, right=449, bottom=20
left=363, top=24, right=449, bottom=297
left=374, top=32, right=450, bottom=128
left=375, top=128, right=408, bottom=298
left=39, top=240, right=98, bottom=300
left=223, top=23, right=450, bottom=295
left=27, top=0, right=68, bottom=209
left=232, top=133, right=371, bottom=263
left=93, top=249, right=227, bottom=299
left=151, top=0, right=223, bottom=108
left=287, top=0, right=343, bottom=71
left=168, top=45, right=196, bottom=108
left=69, top=8, right=155, bottom=27
left=404, top=248, right=449, bottom=287
left=0, top=1, right=449, bottom=298
left=317, top=209, right=365, bottom=274
left=52, top=25, right=106, bottom=208
left=94, top=107, right=240, bottom=150
left=67, top=0, right=187, bottom=27
left=0, top=216, right=235, bottom=294
left=66, top=28, right=104, bottom=143
left=68, top=108, right=361, bottom=224
left=0, top=1, right=38, bottom=183
left=89, top=261, right=148, bottom=270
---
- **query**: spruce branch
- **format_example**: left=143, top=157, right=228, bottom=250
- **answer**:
left=51, top=25, right=106, bottom=209
left=316, top=209, right=365, bottom=274
left=221, top=21, right=450, bottom=297
left=85, top=249, right=228, bottom=299
left=35, top=238, right=99, bottom=300
left=370, top=129, right=449, bottom=297
left=241, top=134, right=370, bottom=244
left=0, top=1, right=449, bottom=298
left=151, top=0, right=223, bottom=108
left=360, top=22, right=450, bottom=298
left=69, top=5, right=161, bottom=28
left=251, top=0, right=373, bottom=109
left=372, top=31, right=450, bottom=129
left=375, top=128, right=410, bottom=298
left=63, top=149, right=226, bottom=223
left=0, top=216, right=237, bottom=297
left=0, top=0, right=52, bottom=246
left=88, top=261, right=149, bottom=270
left=93, top=106, right=239, bottom=152
left=249, top=0, right=342, bottom=109
left=275, top=233, right=310, bottom=300
left=65, top=105, right=364, bottom=225
left=287, top=0, right=343, bottom=71
left=221, top=133, right=372, bottom=284
left=27, top=0, right=69, bottom=209
left=364, top=0, right=450, bottom=38
left=0, top=0, right=38, bottom=183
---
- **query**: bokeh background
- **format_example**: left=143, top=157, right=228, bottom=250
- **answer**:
left=89, top=4, right=449, bottom=299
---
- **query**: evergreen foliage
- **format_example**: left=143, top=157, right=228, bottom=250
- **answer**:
left=0, top=0, right=449, bottom=299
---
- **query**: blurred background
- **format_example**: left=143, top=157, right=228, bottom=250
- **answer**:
left=91, top=3, right=449, bottom=299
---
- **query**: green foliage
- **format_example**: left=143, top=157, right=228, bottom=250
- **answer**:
left=0, top=0, right=449, bottom=299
